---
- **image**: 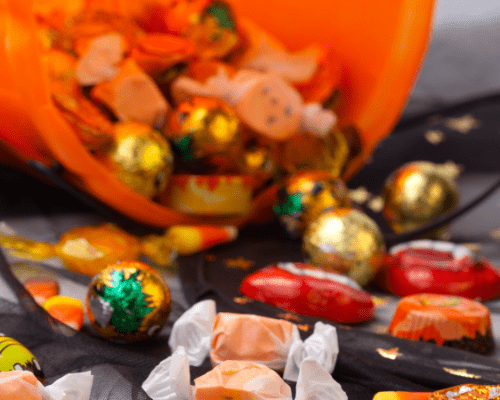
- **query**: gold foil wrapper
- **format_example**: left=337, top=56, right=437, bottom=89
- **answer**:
left=95, top=122, right=174, bottom=197
left=274, top=169, right=351, bottom=237
left=302, top=208, right=386, bottom=286
left=86, top=261, right=171, bottom=343
left=382, top=161, right=459, bottom=236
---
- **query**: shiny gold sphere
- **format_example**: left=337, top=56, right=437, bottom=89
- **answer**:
left=274, top=169, right=351, bottom=237
left=382, top=161, right=459, bottom=235
left=95, top=122, right=174, bottom=198
left=302, top=207, right=386, bottom=286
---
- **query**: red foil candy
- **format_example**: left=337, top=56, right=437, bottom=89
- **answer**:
left=376, top=240, right=500, bottom=301
left=239, top=262, right=374, bottom=324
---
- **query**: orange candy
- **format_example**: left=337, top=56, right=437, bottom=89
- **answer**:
left=43, top=295, right=84, bottom=330
left=23, top=277, right=59, bottom=305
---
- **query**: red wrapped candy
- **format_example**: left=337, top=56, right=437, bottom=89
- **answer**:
left=376, top=240, right=500, bottom=301
left=239, top=262, right=374, bottom=324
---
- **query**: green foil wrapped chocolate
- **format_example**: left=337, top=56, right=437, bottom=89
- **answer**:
left=86, top=261, right=171, bottom=343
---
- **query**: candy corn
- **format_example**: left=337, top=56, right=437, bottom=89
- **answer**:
left=43, top=295, right=84, bottom=331
left=23, top=277, right=59, bottom=305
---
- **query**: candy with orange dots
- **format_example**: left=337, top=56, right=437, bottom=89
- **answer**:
left=23, top=277, right=59, bottom=305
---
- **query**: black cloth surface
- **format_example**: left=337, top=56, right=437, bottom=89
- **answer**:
left=0, top=93, right=500, bottom=399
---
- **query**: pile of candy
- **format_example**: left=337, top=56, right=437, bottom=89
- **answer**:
left=34, top=0, right=356, bottom=216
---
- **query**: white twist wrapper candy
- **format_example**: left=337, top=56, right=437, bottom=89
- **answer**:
left=142, top=347, right=193, bottom=400
left=295, top=359, right=348, bottom=400
left=168, top=300, right=217, bottom=367
left=284, top=321, right=339, bottom=382
left=44, top=371, right=94, bottom=400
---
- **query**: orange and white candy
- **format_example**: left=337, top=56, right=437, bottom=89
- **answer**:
left=43, top=295, right=84, bottom=330
left=23, top=277, right=59, bottom=305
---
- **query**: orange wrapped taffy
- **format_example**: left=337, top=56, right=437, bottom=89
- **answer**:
left=168, top=300, right=339, bottom=382
left=91, top=58, right=170, bottom=128
left=0, top=370, right=93, bottom=400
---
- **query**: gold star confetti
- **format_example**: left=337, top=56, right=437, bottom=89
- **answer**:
left=490, top=228, right=500, bottom=240
left=441, top=160, right=464, bottom=179
left=445, top=114, right=479, bottom=134
left=367, top=196, right=384, bottom=212
left=372, top=325, right=389, bottom=334
left=276, top=313, right=302, bottom=322
left=425, top=130, right=445, bottom=145
left=443, top=368, right=481, bottom=379
left=297, top=324, right=310, bottom=332
left=233, top=297, right=254, bottom=305
left=376, top=348, right=402, bottom=360
left=349, top=187, right=372, bottom=204
left=224, top=257, right=255, bottom=270
left=205, top=254, right=216, bottom=262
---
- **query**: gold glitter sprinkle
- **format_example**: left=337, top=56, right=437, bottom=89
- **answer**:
left=367, top=196, right=384, bottom=212
left=462, top=243, right=482, bottom=252
left=349, top=187, right=372, bottom=204
left=441, top=160, right=464, bottom=179
left=297, top=324, right=310, bottom=332
left=276, top=313, right=302, bottom=322
left=205, top=254, right=216, bottom=262
left=425, top=130, right=445, bottom=144
left=224, top=257, right=255, bottom=270
left=372, top=296, right=390, bottom=308
left=445, top=114, right=479, bottom=134
left=490, top=228, right=500, bottom=240
left=233, top=296, right=253, bottom=304
left=376, top=348, right=402, bottom=360
left=443, top=368, right=481, bottom=379
left=372, top=325, right=389, bottom=334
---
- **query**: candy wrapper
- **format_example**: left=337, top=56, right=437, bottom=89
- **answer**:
left=142, top=347, right=348, bottom=400
left=0, top=370, right=93, bottom=400
left=167, top=300, right=339, bottom=380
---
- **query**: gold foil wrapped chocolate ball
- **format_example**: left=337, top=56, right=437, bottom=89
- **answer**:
left=273, top=169, right=351, bottom=238
left=382, top=161, right=460, bottom=235
left=302, top=207, right=386, bottom=286
left=86, top=261, right=171, bottom=343
left=94, top=122, right=174, bottom=198
left=165, top=97, right=242, bottom=174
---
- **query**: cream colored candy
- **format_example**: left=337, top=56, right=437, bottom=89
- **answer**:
left=210, top=313, right=299, bottom=371
left=91, top=58, right=169, bottom=128
left=194, top=361, right=292, bottom=400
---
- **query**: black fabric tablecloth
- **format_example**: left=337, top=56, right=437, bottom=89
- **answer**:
left=1, top=93, right=500, bottom=399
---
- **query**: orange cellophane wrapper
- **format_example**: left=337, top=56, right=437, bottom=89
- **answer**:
left=373, top=392, right=430, bottom=400
left=194, top=360, right=292, bottom=400
left=388, top=294, right=491, bottom=346
left=210, top=313, right=297, bottom=370
left=0, top=371, right=45, bottom=400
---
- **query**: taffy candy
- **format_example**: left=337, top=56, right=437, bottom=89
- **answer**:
left=167, top=300, right=339, bottom=382
left=86, top=261, right=171, bottom=343
left=43, top=295, right=84, bottom=331
left=240, top=262, right=374, bottom=324
left=0, top=336, right=44, bottom=383
left=302, top=207, right=386, bottom=286
left=376, top=240, right=500, bottom=301
left=382, top=161, right=460, bottom=235
left=0, top=370, right=93, bottom=400
left=273, top=169, right=351, bottom=237
left=142, top=346, right=348, bottom=400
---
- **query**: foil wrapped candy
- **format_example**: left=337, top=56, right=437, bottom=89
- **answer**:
left=166, top=300, right=339, bottom=382
left=142, top=347, right=348, bottom=400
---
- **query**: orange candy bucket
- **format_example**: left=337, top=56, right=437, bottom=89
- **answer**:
left=0, top=0, right=435, bottom=228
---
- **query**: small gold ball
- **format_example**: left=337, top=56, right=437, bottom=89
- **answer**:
left=302, top=207, right=386, bottom=286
